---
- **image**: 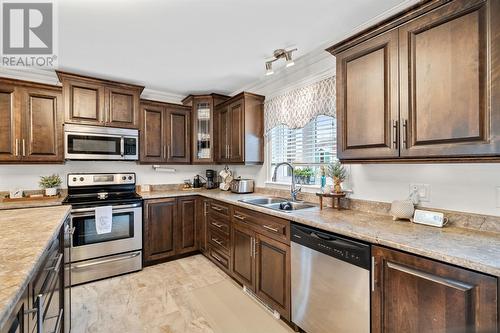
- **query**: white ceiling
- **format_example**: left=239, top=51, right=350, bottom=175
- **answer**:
left=58, top=0, right=412, bottom=96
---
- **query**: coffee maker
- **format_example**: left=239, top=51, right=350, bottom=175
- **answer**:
left=205, top=169, right=218, bottom=189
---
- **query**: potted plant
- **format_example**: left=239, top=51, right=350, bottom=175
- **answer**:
left=39, top=174, right=62, bottom=196
left=302, top=167, right=314, bottom=185
left=327, top=160, right=347, bottom=194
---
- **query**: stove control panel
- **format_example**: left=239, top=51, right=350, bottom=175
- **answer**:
left=68, top=173, right=136, bottom=187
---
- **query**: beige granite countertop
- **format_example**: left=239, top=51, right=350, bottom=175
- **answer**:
left=140, top=189, right=500, bottom=277
left=0, top=205, right=70, bottom=329
left=0, top=197, right=64, bottom=210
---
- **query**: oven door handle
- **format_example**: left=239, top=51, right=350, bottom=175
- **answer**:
left=71, top=203, right=142, bottom=214
left=120, top=136, right=125, bottom=158
left=72, top=251, right=141, bottom=270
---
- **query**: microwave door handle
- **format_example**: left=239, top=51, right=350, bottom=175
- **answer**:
left=120, top=137, right=125, bottom=158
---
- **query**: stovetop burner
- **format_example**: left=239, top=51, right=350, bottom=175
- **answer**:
left=63, top=172, right=142, bottom=207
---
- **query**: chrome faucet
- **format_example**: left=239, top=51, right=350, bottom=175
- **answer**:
left=272, top=162, right=301, bottom=201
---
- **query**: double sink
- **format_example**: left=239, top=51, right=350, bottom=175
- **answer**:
left=239, top=197, right=315, bottom=212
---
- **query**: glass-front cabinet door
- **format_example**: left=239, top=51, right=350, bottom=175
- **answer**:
left=193, top=99, right=213, bottom=163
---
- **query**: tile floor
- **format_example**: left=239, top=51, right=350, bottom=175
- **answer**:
left=71, top=254, right=294, bottom=333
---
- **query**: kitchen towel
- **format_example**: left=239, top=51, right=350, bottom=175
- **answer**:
left=95, top=205, right=113, bottom=234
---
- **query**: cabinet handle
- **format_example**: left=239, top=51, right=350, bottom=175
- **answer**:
left=211, top=222, right=224, bottom=228
left=212, top=253, right=223, bottom=263
left=392, top=120, right=398, bottom=149
left=263, top=225, right=279, bottom=233
left=402, top=119, right=408, bottom=149
left=15, top=138, right=19, bottom=156
left=211, top=205, right=223, bottom=212
left=46, top=253, right=63, bottom=273
left=371, top=256, right=376, bottom=292
left=386, top=262, right=473, bottom=291
left=212, top=238, right=223, bottom=246
left=22, top=139, right=26, bottom=156
left=204, top=203, right=208, bottom=215
left=234, top=214, right=246, bottom=221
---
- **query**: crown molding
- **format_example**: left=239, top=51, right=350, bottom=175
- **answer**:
left=0, top=67, right=185, bottom=104
left=233, top=0, right=420, bottom=98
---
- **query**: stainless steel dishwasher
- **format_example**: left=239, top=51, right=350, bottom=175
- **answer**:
left=291, top=223, right=371, bottom=333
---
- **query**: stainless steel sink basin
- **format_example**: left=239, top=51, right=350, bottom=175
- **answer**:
left=239, top=197, right=316, bottom=212
left=239, top=197, right=288, bottom=205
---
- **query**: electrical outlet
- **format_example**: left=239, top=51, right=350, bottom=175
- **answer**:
left=409, top=184, right=430, bottom=202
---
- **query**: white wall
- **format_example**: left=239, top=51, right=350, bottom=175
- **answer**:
left=0, top=162, right=261, bottom=191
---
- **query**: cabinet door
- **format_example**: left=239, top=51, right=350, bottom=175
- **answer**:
left=399, top=0, right=495, bottom=157
left=165, top=107, right=191, bottom=163
left=255, top=233, right=291, bottom=320
left=336, top=30, right=400, bottom=160
left=0, top=84, right=21, bottom=162
left=216, top=105, right=231, bottom=162
left=177, top=196, right=198, bottom=254
left=105, top=86, right=139, bottom=129
left=372, top=246, right=498, bottom=333
left=192, top=98, right=214, bottom=163
left=22, top=87, right=63, bottom=162
left=199, top=199, right=211, bottom=254
left=229, top=101, right=244, bottom=162
left=231, top=224, right=256, bottom=291
left=143, top=199, right=177, bottom=263
left=140, top=103, right=166, bottom=163
left=63, top=79, right=105, bottom=125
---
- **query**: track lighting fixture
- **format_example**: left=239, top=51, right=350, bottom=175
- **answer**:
left=265, top=48, right=297, bottom=76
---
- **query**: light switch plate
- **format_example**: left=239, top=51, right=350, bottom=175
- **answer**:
left=409, top=184, right=430, bottom=202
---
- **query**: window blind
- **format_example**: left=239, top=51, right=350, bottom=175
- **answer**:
left=269, top=115, right=336, bottom=166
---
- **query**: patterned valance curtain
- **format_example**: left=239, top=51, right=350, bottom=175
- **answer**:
left=264, top=76, right=336, bottom=133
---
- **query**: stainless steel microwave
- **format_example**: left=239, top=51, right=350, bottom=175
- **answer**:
left=64, top=124, right=139, bottom=160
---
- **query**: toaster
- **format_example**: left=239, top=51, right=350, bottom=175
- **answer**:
left=230, top=178, right=254, bottom=194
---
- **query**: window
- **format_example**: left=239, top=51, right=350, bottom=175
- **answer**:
left=269, top=115, right=336, bottom=185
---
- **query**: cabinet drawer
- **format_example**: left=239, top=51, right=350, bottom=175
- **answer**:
left=208, top=228, right=230, bottom=254
left=232, top=207, right=290, bottom=243
left=207, top=214, right=230, bottom=235
left=209, top=201, right=230, bottom=217
left=208, top=245, right=230, bottom=273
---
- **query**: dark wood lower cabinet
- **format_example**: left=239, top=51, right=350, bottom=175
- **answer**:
left=176, top=196, right=198, bottom=255
left=372, top=246, right=498, bottom=333
left=144, top=197, right=200, bottom=264
left=143, top=198, right=177, bottom=263
left=231, top=224, right=256, bottom=290
left=198, top=199, right=210, bottom=254
left=255, top=233, right=291, bottom=321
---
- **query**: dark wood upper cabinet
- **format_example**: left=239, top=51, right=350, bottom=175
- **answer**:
left=105, top=86, right=140, bottom=128
left=57, top=71, right=143, bottom=129
left=215, top=92, right=264, bottom=164
left=183, top=94, right=229, bottom=164
left=177, top=196, right=198, bottom=254
left=328, top=0, right=500, bottom=162
left=143, top=198, right=177, bottom=264
left=335, top=30, right=400, bottom=160
left=140, top=101, right=165, bottom=163
left=0, top=79, right=63, bottom=163
left=372, top=246, right=498, bottom=333
left=0, top=83, right=21, bottom=162
left=139, top=100, right=191, bottom=164
left=165, top=106, right=191, bottom=163
left=399, top=0, right=493, bottom=157
left=22, top=87, right=63, bottom=162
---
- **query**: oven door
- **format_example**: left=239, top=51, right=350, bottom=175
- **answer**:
left=70, top=203, right=142, bottom=262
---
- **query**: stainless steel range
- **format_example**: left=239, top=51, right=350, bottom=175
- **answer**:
left=63, top=173, right=143, bottom=285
